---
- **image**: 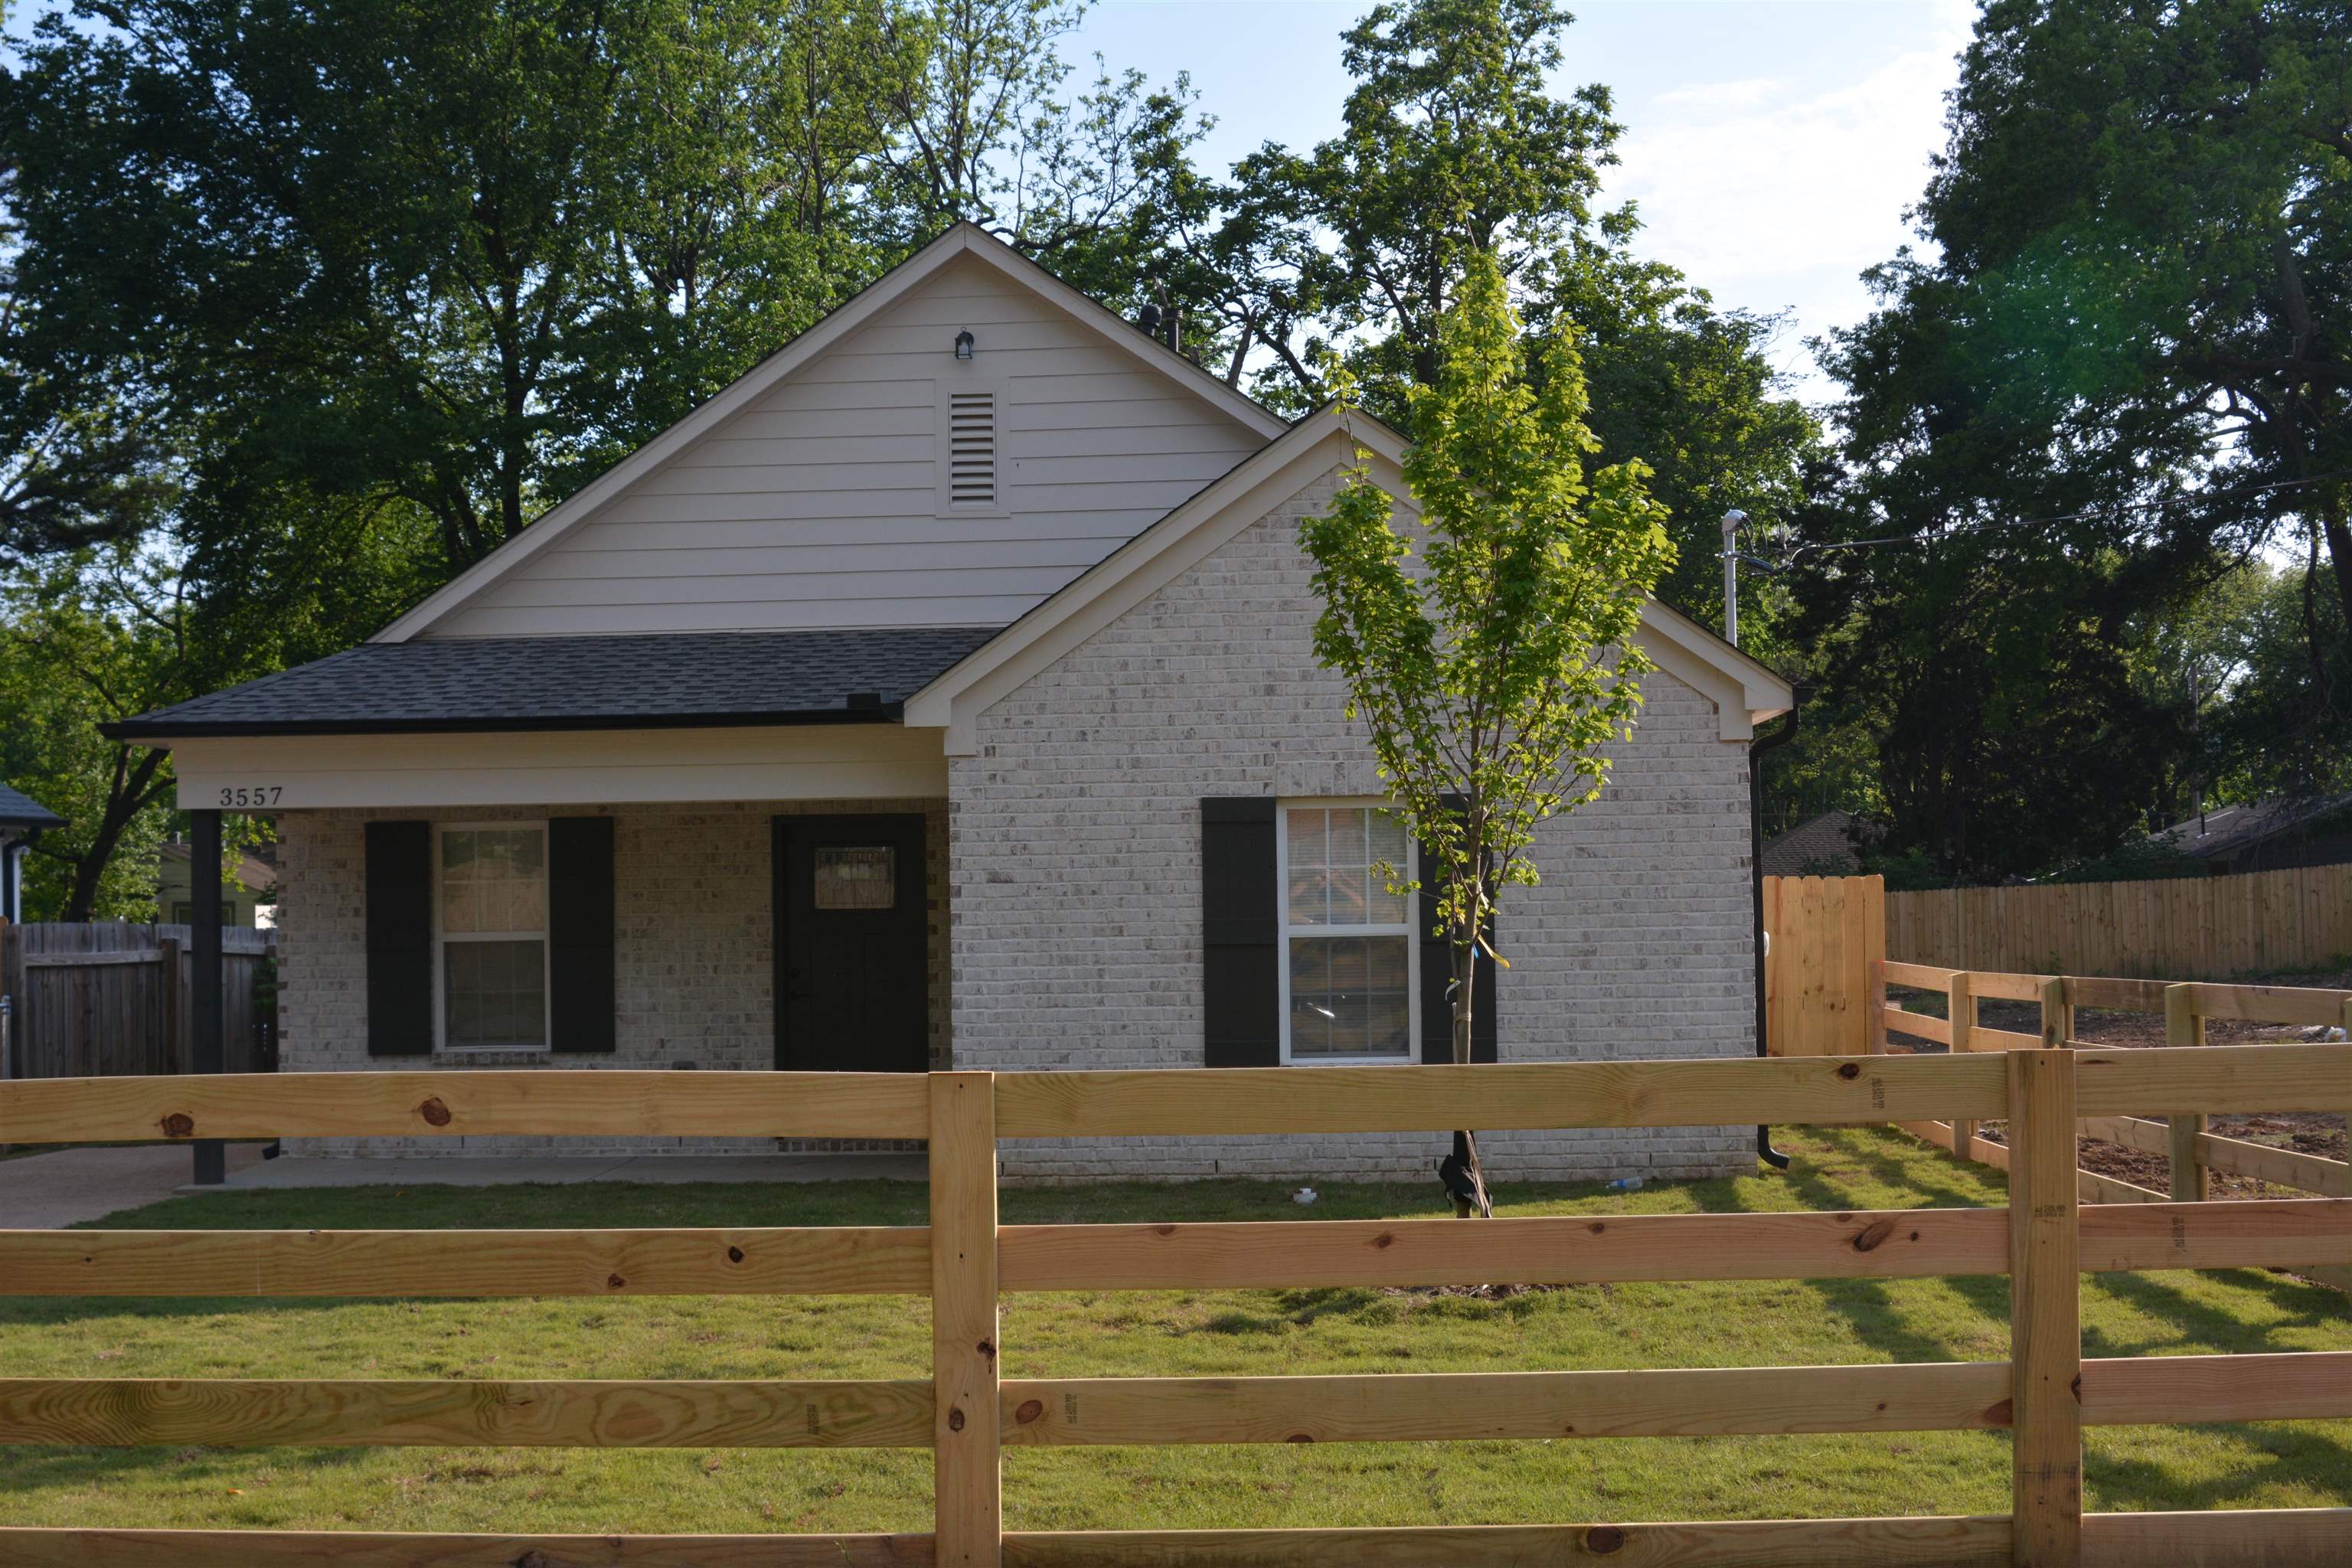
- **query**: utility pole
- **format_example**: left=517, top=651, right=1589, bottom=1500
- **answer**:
left=1720, top=509, right=1749, bottom=645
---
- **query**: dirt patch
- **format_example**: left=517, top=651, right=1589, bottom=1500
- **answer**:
left=1912, top=968, right=2348, bottom=1197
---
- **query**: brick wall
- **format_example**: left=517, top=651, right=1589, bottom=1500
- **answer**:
left=275, top=799, right=948, bottom=1157
left=949, top=466, right=1758, bottom=1182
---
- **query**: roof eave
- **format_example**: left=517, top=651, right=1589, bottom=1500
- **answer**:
left=103, top=704, right=907, bottom=744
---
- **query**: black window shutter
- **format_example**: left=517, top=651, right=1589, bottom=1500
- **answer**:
left=548, top=816, right=617, bottom=1054
left=364, top=821, right=433, bottom=1057
left=1201, top=798, right=1279, bottom=1067
left=1419, top=795, right=1498, bottom=1063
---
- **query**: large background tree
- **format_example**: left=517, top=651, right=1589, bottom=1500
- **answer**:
left=1782, top=0, right=2350, bottom=879
left=1185, top=0, right=1815, bottom=632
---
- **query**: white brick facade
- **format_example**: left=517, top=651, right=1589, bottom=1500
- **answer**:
left=274, top=799, right=948, bottom=1157
left=949, top=467, right=1756, bottom=1182
left=266, top=469, right=1756, bottom=1183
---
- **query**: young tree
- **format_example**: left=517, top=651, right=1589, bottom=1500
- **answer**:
left=1301, top=252, right=1676, bottom=1214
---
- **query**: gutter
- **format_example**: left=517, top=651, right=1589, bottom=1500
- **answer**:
left=100, top=701, right=907, bottom=743
left=1749, top=702, right=1800, bottom=1171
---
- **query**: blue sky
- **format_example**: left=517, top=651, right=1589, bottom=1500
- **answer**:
left=1070, top=0, right=1978, bottom=400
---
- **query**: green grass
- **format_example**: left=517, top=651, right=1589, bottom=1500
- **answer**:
left=0, top=1125, right=2346, bottom=1535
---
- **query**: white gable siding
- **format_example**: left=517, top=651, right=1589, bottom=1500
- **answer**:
left=426, top=256, right=1267, bottom=638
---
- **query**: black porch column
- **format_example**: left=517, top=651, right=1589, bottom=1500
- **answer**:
left=190, top=808, right=224, bottom=1186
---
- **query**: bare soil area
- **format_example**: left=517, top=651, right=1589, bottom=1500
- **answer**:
left=1913, top=968, right=2350, bottom=1194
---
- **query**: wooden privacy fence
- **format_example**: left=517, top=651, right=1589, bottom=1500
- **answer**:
left=0, top=921, right=275, bottom=1083
left=1881, top=967, right=2352, bottom=1296
left=1763, top=874, right=1886, bottom=1055
left=3, top=1054, right=2350, bottom=1566
left=1887, top=864, right=2352, bottom=979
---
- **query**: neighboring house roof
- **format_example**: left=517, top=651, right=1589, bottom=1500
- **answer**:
left=906, top=405, right=1797, bottom=750
left=105, top=629, right=1001, bottom=740
left=0, top=782, right=65, bottom=831
left=2154, top=792, right=2352, bottom=863
left=372, top=222, right=1289, bottom=645
left=158, top=839, right=277, bottom=895
left=1762, top=810, right=1875, bottom=877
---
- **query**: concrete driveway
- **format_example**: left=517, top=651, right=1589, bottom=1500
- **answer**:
left=0, top=1142, right=268, bottom=1228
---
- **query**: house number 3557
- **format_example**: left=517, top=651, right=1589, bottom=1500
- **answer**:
left=218, top=786, right=284, bottom=807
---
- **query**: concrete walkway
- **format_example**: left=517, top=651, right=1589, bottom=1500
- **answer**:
left=1, top=1142, right=269, bottom=1228
left=211, top=1152, right=927, bottom=1191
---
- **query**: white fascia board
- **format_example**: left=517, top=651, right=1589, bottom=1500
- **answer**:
left=912, top=405, right=1794, bottom=750
left=374, top=224, right=1285, bottom=644
left=907, top=410, right=1362, bottom=751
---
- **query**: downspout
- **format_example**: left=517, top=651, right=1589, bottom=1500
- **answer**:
left=1751, top=704, right=1798, bottom=1170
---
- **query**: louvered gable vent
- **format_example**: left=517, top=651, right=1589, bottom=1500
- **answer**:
left=946, top=390, right=997, bottom=507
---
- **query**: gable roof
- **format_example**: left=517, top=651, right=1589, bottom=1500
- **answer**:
left=2151, top=792, right=2352, bottom=862
left=374, top=224, right=1289, bottom=644
left=905, top=406, right=1795, bottom=750
left=104, top=629, right=999, bottom=740
left=0, top=782, right=65, bottom=830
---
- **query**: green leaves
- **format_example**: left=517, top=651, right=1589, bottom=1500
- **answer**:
left=1302, top=249, right=1675, bottom=1025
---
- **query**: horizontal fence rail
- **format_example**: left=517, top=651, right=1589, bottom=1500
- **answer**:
left=4, top=1045, right=2350, bottom=1568
left=1879, top=965, right=2352, bottom=1300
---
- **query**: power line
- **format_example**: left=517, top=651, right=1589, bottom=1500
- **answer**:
left=1756, top=469, right=2352, bottom=572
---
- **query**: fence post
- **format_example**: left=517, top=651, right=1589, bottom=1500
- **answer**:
left=189, top=810, right=225, bottom=1186
left=929, top=1071, right=1001, bottom=1567
left=2009, top=990, right=2082, bottom=1568
left=2164, top=984, right=2207, bottom=1204
left=1949, top=971, right=1978, bottom=1158
left=1864, top=877, right=1888, bottom=1054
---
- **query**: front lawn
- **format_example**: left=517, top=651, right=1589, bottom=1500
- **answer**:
left=1, top=1125, right=2346, bottom=1536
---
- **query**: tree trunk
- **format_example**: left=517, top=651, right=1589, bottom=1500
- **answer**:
left=60, top=746, right=165, bottom=921
left=1449, top=929, right=1492, bottom=1218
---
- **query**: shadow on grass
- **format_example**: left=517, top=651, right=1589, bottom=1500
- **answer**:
left=2089, top=1422, right=2352, bottom=1512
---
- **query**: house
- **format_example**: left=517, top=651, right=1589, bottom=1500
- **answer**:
left=1761, top=810, right=1880, bottom=878
left=109, top=224, right=1792, bottom=1180
left=2148, top=794, right=2352, bottom=877
left=0, top=783, right=65, bottom=923
left=157, top=839, right=277, bottom=927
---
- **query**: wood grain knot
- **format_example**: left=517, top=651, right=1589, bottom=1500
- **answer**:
left=1284, top=1432, right=1315, bottom=1443
left=1014, top=1400, right=1045, bottom=1424
left=1983, top=1398, right=2014, bottom=1427
left=1582, top=1524, right=1627, bottom=1554
left=946, top=1406, right=965, bottom=1432
left=606, top=1274, right=626, bottom=1290
left=158, top=1112, right=195, bottom=1138
left=726, top=1246, right=746, bottom=1263
left=514, top=1552, right=550, bottom=1568
left=1849, top=1218, right=1896, bottom=1253
left=1588, top=1221, right=1606, bottom=1234
left=977, top=1339, right=995, bottom=1365
left=1153, top=1224, right=1178, bottom=1237
left=1371, top=1232, right=1395, bottom=1250
left=417, top=1096, right=453, bottom=1127
left=1835, top=1062, right=1862, bottom=1080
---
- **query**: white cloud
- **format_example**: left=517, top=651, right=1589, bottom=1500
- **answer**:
left=1604, top=0, right=1975, bottom=398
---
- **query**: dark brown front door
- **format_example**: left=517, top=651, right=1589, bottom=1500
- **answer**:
left=774, top=814, right=929, bottom=1073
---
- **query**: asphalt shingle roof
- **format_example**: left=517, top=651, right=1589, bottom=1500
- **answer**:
left=0, top=782, right=66, bottom=828
left=107, top=629, right=1004, bottom=740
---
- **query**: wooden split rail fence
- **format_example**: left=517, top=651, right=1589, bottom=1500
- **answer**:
left=2, top=1051, right=2350, bottom=1566
left=1882, top=965, right=2352, bottom=1297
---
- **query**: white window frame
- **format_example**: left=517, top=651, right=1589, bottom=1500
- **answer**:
left=430, top=820, right=553, bottom=1056
left=1275, top=798, right=1419, bottom=1067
